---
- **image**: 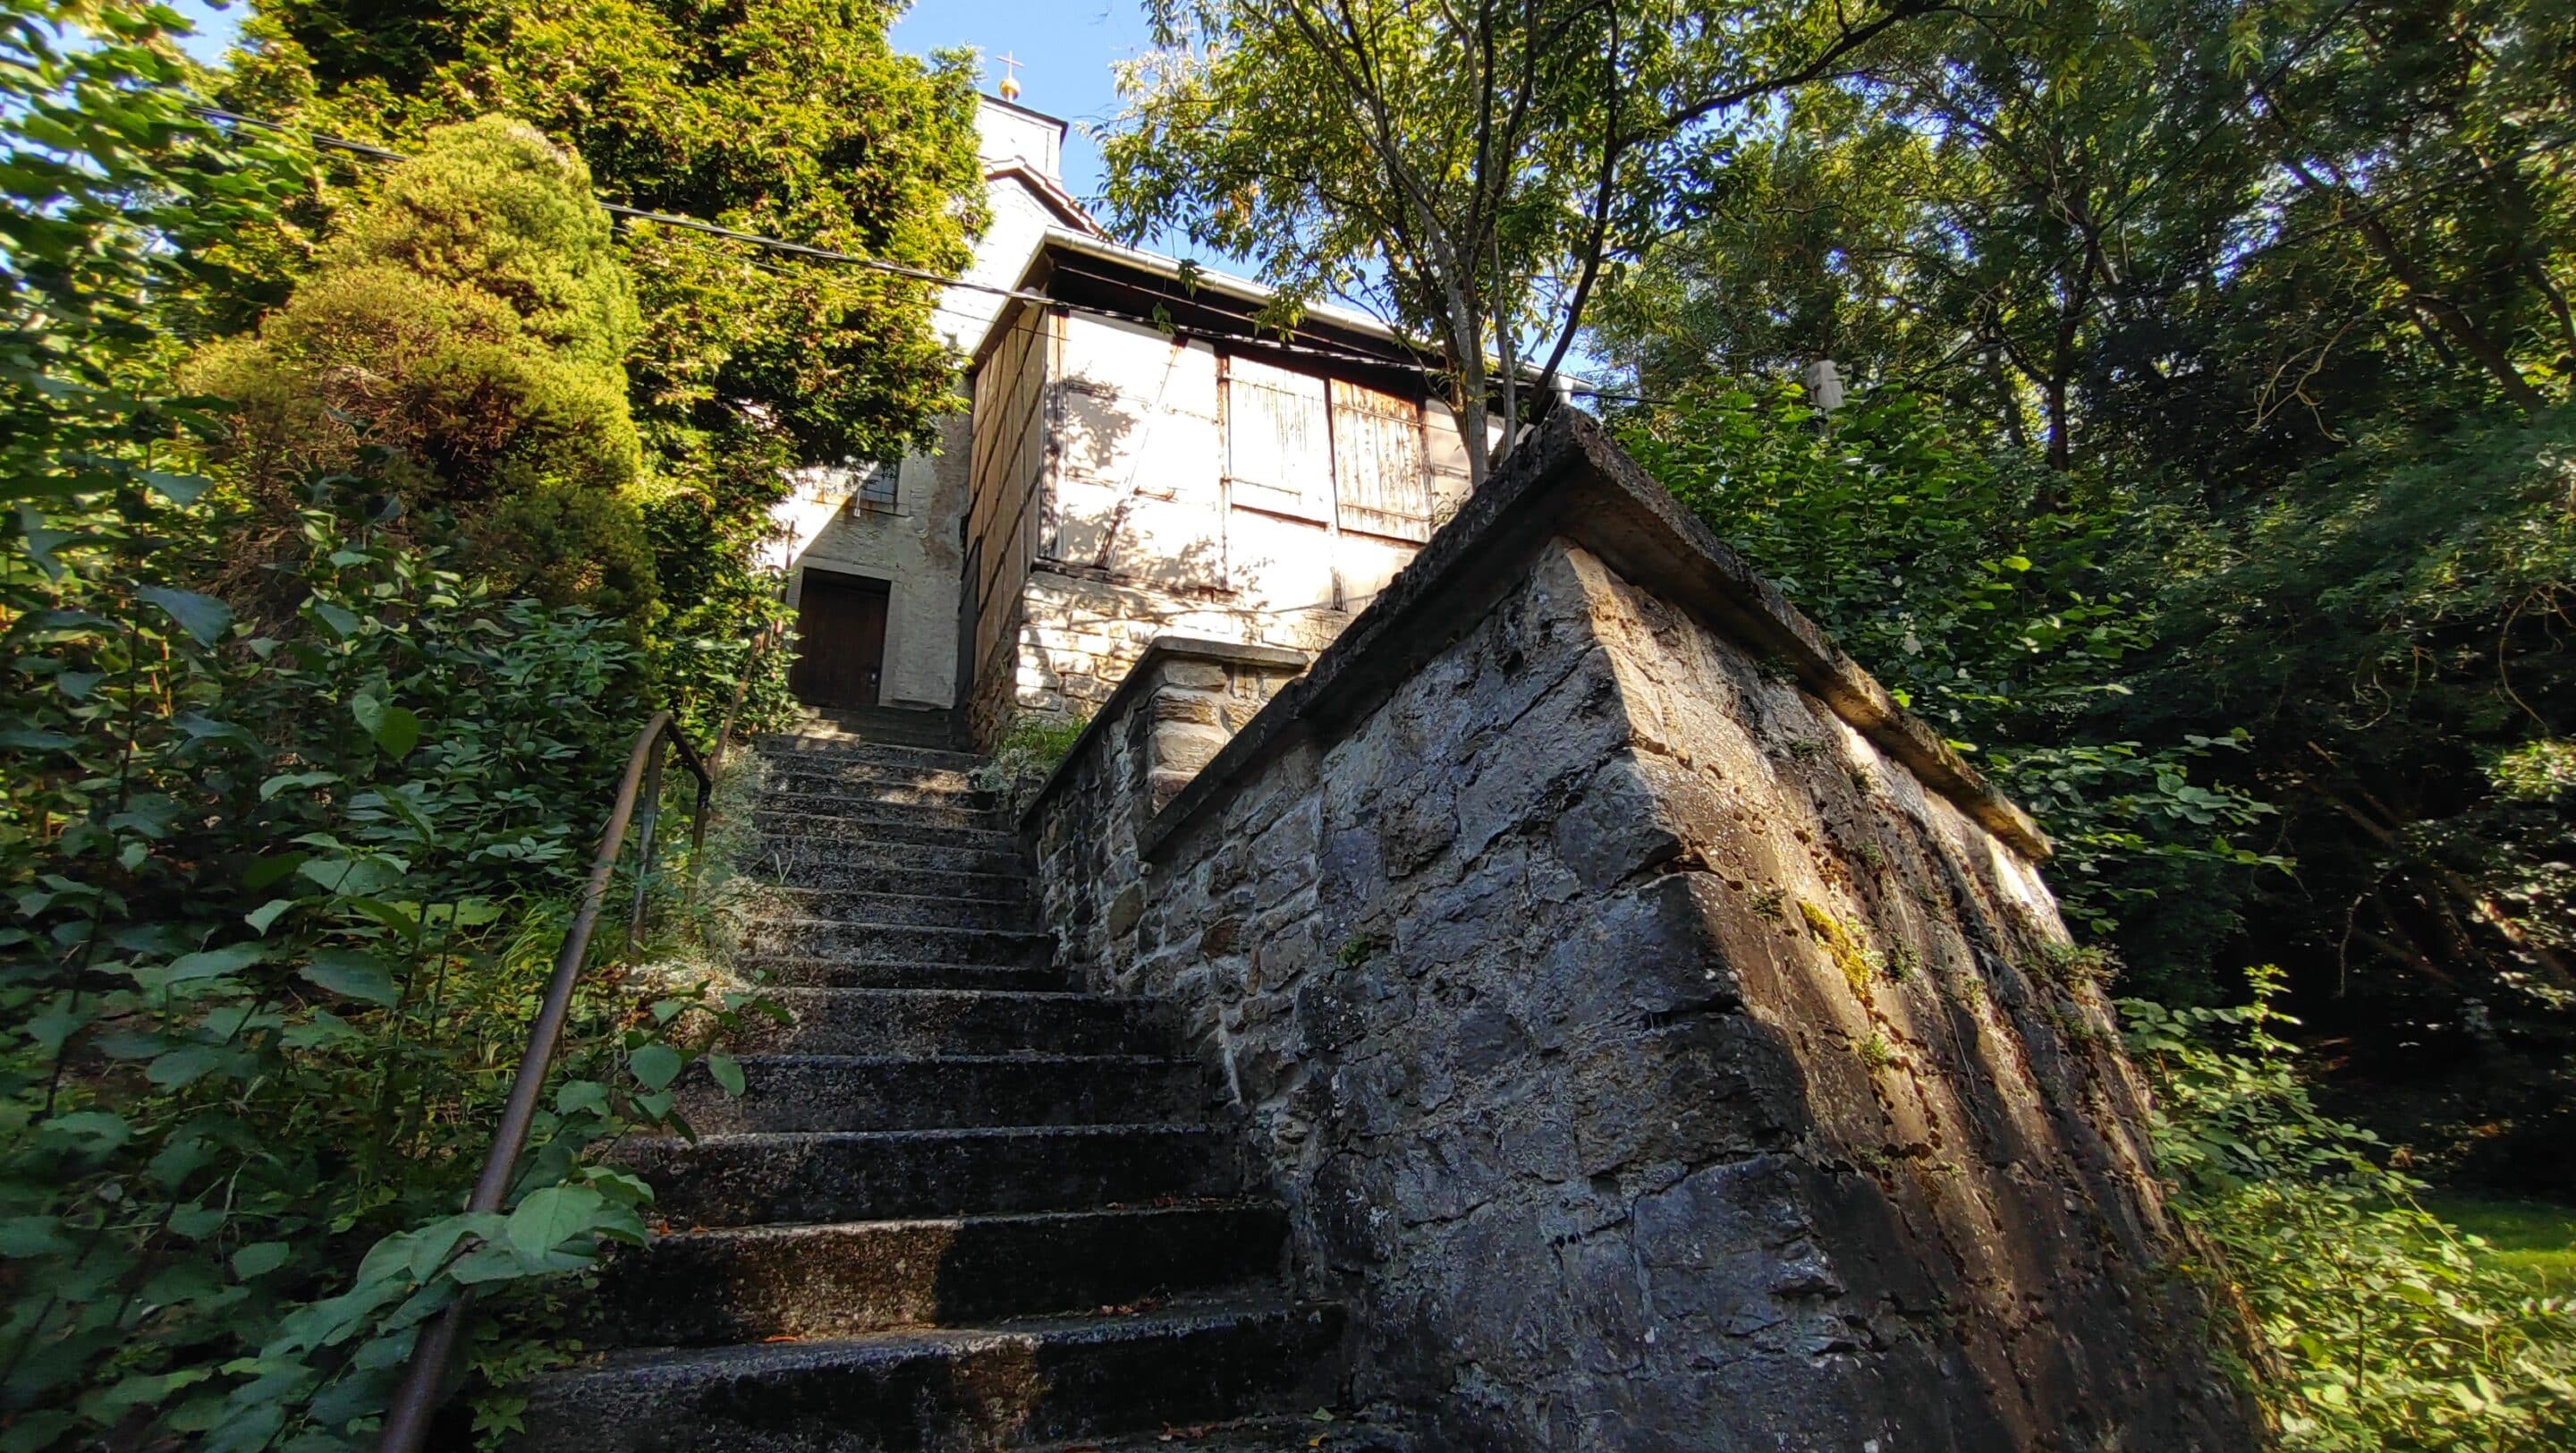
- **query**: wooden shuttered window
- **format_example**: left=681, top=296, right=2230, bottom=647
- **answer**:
left=1224, top=355, right=1431, bottom=541
left=1224, top=355, right=1335, bottom=521
left=1327, top=378, right=1429, bottom=541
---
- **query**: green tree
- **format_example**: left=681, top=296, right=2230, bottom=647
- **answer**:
left=1100, top=0, right=1945, bottom=481
left=1599, top=0, right=2576, bottom=1179
left=189, top=115, right=657, bottom=619
left=1, top=7, right=770, bottom=1446
left=224, top=0, right=987, bottom=688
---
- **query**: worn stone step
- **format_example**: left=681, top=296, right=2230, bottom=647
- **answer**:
left=742, top=990, right=1154, bottom=1057
left=584, top=1203, right=1291, bottom=1347
left=739, top=958, right=1068, bottom=992
left=747, top=861, right=1032, bottom=900
left=753, top=836, right=1027, bottom=882
left=1030, top=1415, right=1410, bottom=1451
left=744, top=887, right=1031, bottom=930
left=763, top=764, right=993, bottom=803
left=617, top=1125, right=1244, bottom=1226
left=735, top=919, right=1053, bottom=967
left=754, top=809, right=1015, bottom=852
left=757, top=735, right=984, bottom=773
left=674, top=1054, right=1213, bottom=1133
left=758, top=791, right=1006, bottom=833
left=513, top=1298, right=1346, bottom=1452
left=794, top=705, right=967, bottom=749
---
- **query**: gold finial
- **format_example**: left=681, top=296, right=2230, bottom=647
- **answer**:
left=996, top=51, right=1023, bottom=101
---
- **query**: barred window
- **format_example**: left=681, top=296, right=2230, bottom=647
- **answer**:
left=857, top=460, right=899, bottom=514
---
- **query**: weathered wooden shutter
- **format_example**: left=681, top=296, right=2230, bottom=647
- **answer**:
left=1224, top=355, right=1334, bottom=521
left=1328, top=378, right=1429, bottom=541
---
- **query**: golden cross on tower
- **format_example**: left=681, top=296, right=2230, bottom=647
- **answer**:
left=995, top=51, right=1023, bottom=101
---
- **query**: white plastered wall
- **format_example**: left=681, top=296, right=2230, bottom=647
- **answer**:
left=996, top=310, right=1496, bottom=725
left=765, top=97, right=1074, bottom=711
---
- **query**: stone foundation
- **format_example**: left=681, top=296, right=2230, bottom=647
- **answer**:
left=1023, top=412, right=2251, bottom=1449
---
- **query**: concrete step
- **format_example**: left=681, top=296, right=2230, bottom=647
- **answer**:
left=762, top=763, right=992, bottom=803
left=674, top=1054, right=1214, bottom=1133
left=1032, top=1415, right=1411, bottom=1451
left=794, top=704, right=968, bottom=750
left=619, top=1125, right=1244, bottom=1227
left=744, top=887, right=1031, bottom=930
left=754, top=809, right=1015, bottom=853
left=513, top=1298, right=1345, bottom=1452
left=584, top=1203, right=1290, bottom=1346
left=753, top=835, right=1027, bottom=882
left=741, top=990, right=1156, bottom=1057
left=734, top=920, right=1053, bottom=967
left=758, top=791, right=1006, bottom=833
left=742, top=859, right=1030, bottom=900
left=740, top=958, right=1069, bottom=992
left=758, top=735, right=984, bottom=773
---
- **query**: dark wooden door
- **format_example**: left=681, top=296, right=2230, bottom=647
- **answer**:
left=791, top=571, right=889, bottom=707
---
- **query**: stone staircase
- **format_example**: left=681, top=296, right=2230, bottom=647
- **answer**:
left=513, top=730, right=1368, bottom=1451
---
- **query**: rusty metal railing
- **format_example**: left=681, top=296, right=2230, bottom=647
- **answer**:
left=707, top=616, right=787, bottom=782
left=378, top=711, right=712, bottom=1452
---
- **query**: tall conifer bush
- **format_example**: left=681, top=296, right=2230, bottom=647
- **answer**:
left=190, top=115, right=657, bottom=620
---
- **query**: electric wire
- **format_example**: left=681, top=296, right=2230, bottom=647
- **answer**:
left=187, top=105, right=1469, bottom=387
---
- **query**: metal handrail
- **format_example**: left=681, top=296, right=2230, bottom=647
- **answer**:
left=378, top=711, right=713, bottom=1452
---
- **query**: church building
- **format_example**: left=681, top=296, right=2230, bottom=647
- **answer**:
left=767, top=91, right=1503, bottom=746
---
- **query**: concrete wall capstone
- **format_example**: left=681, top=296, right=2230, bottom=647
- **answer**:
left=1024, top=411, right=2253, bottom=1450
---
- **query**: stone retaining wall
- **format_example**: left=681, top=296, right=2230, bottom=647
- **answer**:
left=1023, top=412, right=2250, bottom=1449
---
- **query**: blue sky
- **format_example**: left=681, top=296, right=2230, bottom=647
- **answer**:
left=170, top=0, right=1156, bottom=211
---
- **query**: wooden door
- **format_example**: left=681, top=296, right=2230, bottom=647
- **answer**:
left=791, top=571, right=890, bottom=708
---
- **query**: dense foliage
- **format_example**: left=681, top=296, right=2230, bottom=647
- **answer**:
left=188, top=115, right=656, bottom=621
left=2127, top=977, right=2576, bottom=1449
left=1591, top=0, right=2576, bottom=1192
left=0, top=0, right=962, bottom=1444
left=224, top=0, right=987, bottom=706
left=1620, top=381, right=2288, bottom=982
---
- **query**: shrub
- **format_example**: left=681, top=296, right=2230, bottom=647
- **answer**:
left=2123, top=973, right=2576, bottom=1450
left=0, top=500, right=767, bottom=1449
left=186, top=115, right=653, bottom=620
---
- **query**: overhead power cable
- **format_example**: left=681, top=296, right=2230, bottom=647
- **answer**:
left=186, top=105, right=1466, bottom=385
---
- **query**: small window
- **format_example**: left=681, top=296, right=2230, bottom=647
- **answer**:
left=856, top=461, right=899, bottom=514
left=1224, top=356, right=1430, bottom=540
left=1224, top=356, right=1334, bottom=521
left=1329, top=379, right=1429, bottom=541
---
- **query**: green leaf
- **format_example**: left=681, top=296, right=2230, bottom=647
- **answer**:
left=244, top=852, right=310, bottom=890
left=40, top=1110, right=131, bottom=1152
left=1, top=1412, right=75, bottom=1453
left=232, top=1242, right=293, bottom=1279
left=310, top=599, right=361, bottom=640
left=165, top=943, right=266, bottom=984
left=244, top=898, right=295, bottom=935
left=298, top=949, right=401, bottom=1007
left=628, top=1042, right=682, bottom=1091
left=555, top=1080, right=611, bottom=1117
left=0, top=1217, right=72, bottom=1258
left=504, top=1185, right=606, bottom=1261
left=143, top=469, right=212, bottom=505
left=706, top=1052, right=746, bottom=1097
left=259, top=771, right=339, bottom=801
left=297, top=856, right=404, bottom=897
left=375, top=705, right=421, bottom=759
left=140, top=585, right=233, bottom=645
left=351, top=693, right=419, bottom=757
left=147, top=1045, right=229, bottom=1089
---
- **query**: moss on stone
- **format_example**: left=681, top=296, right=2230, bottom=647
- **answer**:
left=1800, top=899, right=1877, bottom=997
